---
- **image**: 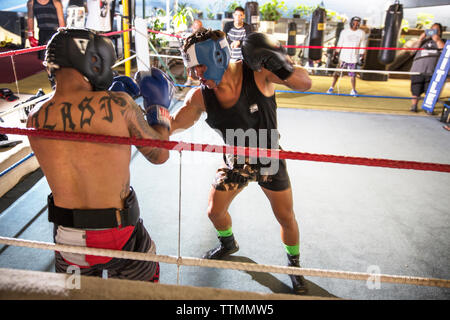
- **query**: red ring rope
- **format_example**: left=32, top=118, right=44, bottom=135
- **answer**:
left=1, top=127, right=449, bottom=173
left=283, top=45, right=423, bottom=51
left=0, top=27, right=424, bottom=59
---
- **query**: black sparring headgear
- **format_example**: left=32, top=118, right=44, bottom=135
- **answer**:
left=350, top=16, right=362, bottom=28
left=45, top=28, right=117, bottom=91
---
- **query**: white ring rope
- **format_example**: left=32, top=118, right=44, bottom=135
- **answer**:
left=0, top=236, right=448, bottom=288
left=112, top=54, right=137, bottom=68
left=303, top=66, right=421, bottom=75
left=136, top=52, right=421, bottom=75
left=150, top=53, right=183, bottom=59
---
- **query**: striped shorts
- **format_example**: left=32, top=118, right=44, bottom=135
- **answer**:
left=335, top=62, right=357, bottom=77
left=54, top=218, right=159, bottom=282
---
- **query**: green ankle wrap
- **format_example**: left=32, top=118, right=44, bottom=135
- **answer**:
left=217, top=227, right=233, bottom=238
left=284, top=243, right=300, bottom=256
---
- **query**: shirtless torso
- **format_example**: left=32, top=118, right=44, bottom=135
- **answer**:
left=27, top=68, right=168, bottom=210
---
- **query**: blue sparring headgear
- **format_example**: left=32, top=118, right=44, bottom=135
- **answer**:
left=45, top=28, right=117, bottom=91
left=182, top=38, right=230, bottom=85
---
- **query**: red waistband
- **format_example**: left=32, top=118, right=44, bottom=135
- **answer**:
left=84, top=226, right=134, bottom=266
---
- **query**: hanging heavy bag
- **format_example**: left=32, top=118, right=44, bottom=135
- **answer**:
left=287, top=22, right=297, bottom=56
left=245, top=1, right=260, bottom=32
left=378, top=2, right=403, bottom=65
left=308, top=7, right=326, bottom=61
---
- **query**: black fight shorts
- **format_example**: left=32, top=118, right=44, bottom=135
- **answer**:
left=213, top=154, right=291, bottom=192
left=411, top=75, right=432, bottom=97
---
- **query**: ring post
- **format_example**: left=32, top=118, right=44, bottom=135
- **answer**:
left=122, top=0, right=131, bottom=77
left=134, top=17, right=151, bottom=72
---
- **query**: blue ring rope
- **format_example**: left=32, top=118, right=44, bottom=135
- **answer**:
left=174, top=84, right=411, bottom=100
left=0, top=152, right=35, bottom=178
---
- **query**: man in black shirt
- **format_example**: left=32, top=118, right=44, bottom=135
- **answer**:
left=409, top=23, right=445, bottom=112
left=27, top=0, right=65, bottom=60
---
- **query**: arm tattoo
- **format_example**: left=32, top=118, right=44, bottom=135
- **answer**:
left=107, top=91, right=127, bottom=107
left=125, top=101, right=163, bottom=163
left=128, top=121, right=162, bottom=163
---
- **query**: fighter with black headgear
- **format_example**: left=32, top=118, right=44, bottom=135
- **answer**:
left=27, top=28, right=174, bottom=281
left=171, top=29, right=312, bottom=294
left=45, top=28, right=116, bottom=91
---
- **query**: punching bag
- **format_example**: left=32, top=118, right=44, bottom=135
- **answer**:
left=287, top=22, right=297, bottom=56
left=308, top=7, right=326, bottom=61
left=245, top=1, right=260, bottom=32
left=378, top=2, right=403, bottom=65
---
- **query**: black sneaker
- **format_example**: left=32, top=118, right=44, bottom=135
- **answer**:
left=287, top=253, right=308, bottom=294
left=202, top=234, right=239, bottom=260
left=410, top=105, right=418, bottom=112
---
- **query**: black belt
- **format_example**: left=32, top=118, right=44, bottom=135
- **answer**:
left=48, top=187, right=140, bottom=229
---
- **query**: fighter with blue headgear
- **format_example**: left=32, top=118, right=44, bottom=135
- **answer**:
left=173, top=30, right=313, bottom=295
left=181, top=29, right=231, bottom=86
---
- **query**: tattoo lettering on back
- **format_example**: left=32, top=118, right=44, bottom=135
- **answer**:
left=99, top=95, right=114, bottom=123
left=60, top=102, right=76, bottom=131
left=30, top=110, right=39, bottom=128
left=78, top=97, right=95, bottom=128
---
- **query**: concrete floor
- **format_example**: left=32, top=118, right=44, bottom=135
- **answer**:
left=1, top=105, right=449, bottom=300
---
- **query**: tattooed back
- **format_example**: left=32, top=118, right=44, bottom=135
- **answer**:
left=26, top=88, right=138, bottom=210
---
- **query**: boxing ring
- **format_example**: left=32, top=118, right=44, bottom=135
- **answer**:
left=0, top=26, right=450, bottom=300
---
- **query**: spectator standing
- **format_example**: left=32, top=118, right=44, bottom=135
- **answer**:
left=223, top=6, right=252, bottom=61
left=326, top=16, right=366, bottom=96
left=27, top=0, right=65, bottom=60
left=66, top=0, right=87, bottom=28
left=409, top=23, right=445, bottom=113
left=85, top=0, right=113, bottom=33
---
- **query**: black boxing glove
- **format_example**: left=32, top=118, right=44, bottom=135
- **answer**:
left=332, top=51, right=339, bottom=65
left=357, top=54, right=365, bottom=67
left=242, top=33, right=294, bottom=80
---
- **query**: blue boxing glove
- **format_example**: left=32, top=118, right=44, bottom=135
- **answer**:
left=108, top=76, right=140, bottom=99
left=135, top=68, right=174, bottom=131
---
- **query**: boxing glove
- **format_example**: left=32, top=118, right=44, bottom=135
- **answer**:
left=332, top=51, right=339, bottom=65
left=357, top=54, right=365, bottom=67
left=242, top=33, right=294, bottom=80
left=28, top=31, right=38, bottom=47
left=135, top=68, right=174, bottom=130
left=109, top=76, right=140, bottom=99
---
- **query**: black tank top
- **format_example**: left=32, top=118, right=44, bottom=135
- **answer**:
left=33, top=0, right=59, bottom=31
left=202, top=62, right=279, bottom=149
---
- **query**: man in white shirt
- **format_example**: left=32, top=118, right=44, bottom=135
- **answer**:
left=327, top=16, right=366, bottom=96
left=85, top=0, right=112, bottom=32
